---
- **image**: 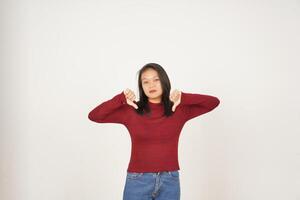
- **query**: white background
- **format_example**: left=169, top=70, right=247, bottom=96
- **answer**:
left=1, top=0, right=299, bottom=199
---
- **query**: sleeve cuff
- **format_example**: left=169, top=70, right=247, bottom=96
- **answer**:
left=119, top=91, right=127, bottom=105
left=180, top=92, right=189, bottom=105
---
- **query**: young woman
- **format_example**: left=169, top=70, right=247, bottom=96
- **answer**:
left=88, top=63, right=220, bottom=200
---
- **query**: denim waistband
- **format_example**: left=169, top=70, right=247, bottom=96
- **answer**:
left=127, top=170, right=179, bottom=175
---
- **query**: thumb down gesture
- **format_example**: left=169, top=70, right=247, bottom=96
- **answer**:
left=123, top=88, right=138, bottom=109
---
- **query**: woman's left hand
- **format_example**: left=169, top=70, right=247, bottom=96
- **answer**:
left=169, top=89, right=182, bottom=112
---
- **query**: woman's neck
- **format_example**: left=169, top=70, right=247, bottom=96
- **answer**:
left=148, top=98, right=161, bottom=104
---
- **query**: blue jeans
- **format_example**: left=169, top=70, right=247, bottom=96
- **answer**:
left=122, top=170, right=180, bottom=200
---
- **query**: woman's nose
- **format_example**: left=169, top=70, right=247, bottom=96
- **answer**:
left=150, top=81, right=156, bottom=87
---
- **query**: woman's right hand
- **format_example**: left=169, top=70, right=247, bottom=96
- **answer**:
left=123, top=88, right=138, bottom=109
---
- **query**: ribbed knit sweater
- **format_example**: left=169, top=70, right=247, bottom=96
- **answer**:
left=88, top=91, right=220, bottom=172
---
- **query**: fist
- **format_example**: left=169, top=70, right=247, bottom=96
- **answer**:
left=123, top=88, right=138, bottom=109
left=169, top=89, right=182, bottom=112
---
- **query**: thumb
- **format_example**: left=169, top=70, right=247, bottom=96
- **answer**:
left=132, top=102, right=138, bottom=109
left=127, top=99, right=138, bottom=109
left=172, top=104, right=175, bottom=112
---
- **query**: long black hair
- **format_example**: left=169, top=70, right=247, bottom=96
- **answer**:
left=134, top=63, right=174, bottom=117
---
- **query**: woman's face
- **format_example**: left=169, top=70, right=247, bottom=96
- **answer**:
left=141, top=68, right=163, bottom=103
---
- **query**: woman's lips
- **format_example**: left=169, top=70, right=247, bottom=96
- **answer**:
left=149, top=90, right=157, bottom=93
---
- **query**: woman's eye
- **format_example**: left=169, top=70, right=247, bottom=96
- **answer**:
left=142, top=79, right=159, bottom=84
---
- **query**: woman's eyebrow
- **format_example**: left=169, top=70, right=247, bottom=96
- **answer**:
left=142, top=76, right=159, bottom=80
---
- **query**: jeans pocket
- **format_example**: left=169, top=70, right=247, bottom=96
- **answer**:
left=126, top=172, right=144, bottom=180
left=168, top=170, right=180, bottom=180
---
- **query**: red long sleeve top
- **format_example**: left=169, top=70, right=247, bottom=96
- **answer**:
left=88, top=91, right=220, bottom=173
